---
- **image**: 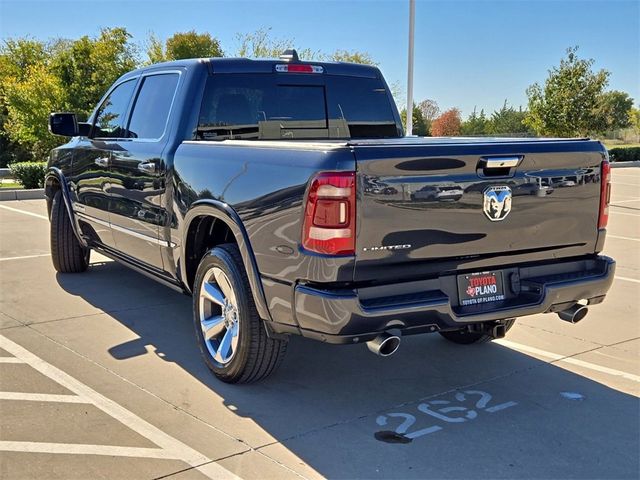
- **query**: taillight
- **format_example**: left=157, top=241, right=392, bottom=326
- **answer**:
left=598, top=160, right=611, bottom=229
left=302, top=172, right=356, bottom=255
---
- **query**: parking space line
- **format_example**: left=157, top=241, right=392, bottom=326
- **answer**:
left=615, top=276, right=640, bottom=284
left=0, top=357, right=24, bottom=363
left=612, top=182, right=640, bottom=187
left=0, top=254, right=50, bottom=262
left=608, top=235, right=640, bottom=242
left=0, top=204, right=48, bottom=220
left=0, top=334, right=240, bottom=480
left=496, top=339, right=640, bottom=382
left=610, top=210, right=640, bottom=217
left=0, top=441, right=182, bottom=460
left=611, top=198, right=640, bottom=204
left=0, top=392, right=90, bottom=403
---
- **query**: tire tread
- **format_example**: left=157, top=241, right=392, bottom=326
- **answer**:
left=50, top=190, right=89, bottom=273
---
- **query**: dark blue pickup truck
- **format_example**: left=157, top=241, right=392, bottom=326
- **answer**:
left=46, top=50, right=615, bottom=383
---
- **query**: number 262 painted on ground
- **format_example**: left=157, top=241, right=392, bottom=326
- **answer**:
left=376, top=390, right=517, bottom=440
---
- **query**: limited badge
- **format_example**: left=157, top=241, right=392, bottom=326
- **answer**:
left=483, top=186, right=512, bottom=222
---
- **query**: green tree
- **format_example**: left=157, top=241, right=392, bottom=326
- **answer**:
left=486, top=101, right=531, bottom=136
left=328, top=49, right=377, bottom=65
left=525, top=47, right=609, bottom=137
left=3, top=63, right=67, bottom=160
left=0, top=39, right=46, bottom=166
left=629, top=106, right=640, bottom=134
left=400, top=106, right=428, bottom=136
left=593, top=90, right=634, bottom=133
left=50, top=27, right=138, bottom=120
left=461, top=107, right=489, bottom=135
left=1, top=28, right=138, bottom=161
left=415, top=99, right=439, bottom=135
left=235, top=27, right=317, bottom=60
left=147, top=31, right=223, bottom=63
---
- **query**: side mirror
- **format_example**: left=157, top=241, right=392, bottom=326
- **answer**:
left=49, top=112, right=92, bottom=137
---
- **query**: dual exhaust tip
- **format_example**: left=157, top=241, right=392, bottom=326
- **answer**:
left=366, top=304, right=588, bottom=356
left=366, top=332, right=401, bottom=357
left=557, top=304, right=589, bottom=324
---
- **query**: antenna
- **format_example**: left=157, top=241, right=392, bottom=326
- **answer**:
left=279, top=49, right=299, bottom=62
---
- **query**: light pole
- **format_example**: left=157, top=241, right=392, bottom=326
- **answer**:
left=406, top=0, right=415, bottom=136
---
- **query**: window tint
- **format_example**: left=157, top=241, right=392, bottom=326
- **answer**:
left=197, top=73, right=400, bottom=141
left=93, top=79, right=136, bottom=138
left=127, top=73, right=179, bottom=139
left=326, top=77, right=399, bottom=138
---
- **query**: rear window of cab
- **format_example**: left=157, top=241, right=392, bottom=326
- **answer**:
left=196, top=73, right=401, bottom=141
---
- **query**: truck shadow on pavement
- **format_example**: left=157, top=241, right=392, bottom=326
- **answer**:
left=55, top=261, right=640, bottom=479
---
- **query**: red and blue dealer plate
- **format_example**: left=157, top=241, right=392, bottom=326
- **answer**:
left=457, top=271, right=505, bottom=306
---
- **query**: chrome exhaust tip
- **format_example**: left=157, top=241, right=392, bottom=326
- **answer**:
left=366, top=332, right=401, bottom=357
left=558, top=304, right=589, bottom=324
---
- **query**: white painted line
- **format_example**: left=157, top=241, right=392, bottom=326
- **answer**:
left=608, top=235, right=640, bottom=242
left=0, top=441, right=180, bottom=460
left=0, top=253, right=50, bottom=262
left=0, top=392, right=90, bottom=403
left=486, top=401, right=518, bottom=413
left=0, top=357, right=24, bottom=363
left=0, top=204, right=48, bottom=220
left=613, top=182, right=640, bottom=187
left=611, top=198, right=640, bottom=204
left=0, top=334, right=240, bottom=480
left=610, top=210, right=640, bottom=217
left=616, top=276, right=640, bottom=284
left=496, top=339, right=640, bottom=383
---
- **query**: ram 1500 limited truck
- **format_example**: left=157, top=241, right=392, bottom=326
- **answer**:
left=47, top=50, right=615, bottom=383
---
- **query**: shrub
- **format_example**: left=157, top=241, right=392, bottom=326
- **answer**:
left=608, top=147, right=640, bottom=162
left=8, top=161, right=47, bottom=189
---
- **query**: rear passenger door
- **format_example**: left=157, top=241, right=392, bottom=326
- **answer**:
left=107, top=71, right=180, bottom=270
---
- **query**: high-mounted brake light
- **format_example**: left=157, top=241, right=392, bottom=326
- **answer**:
left=598, top=160, right=611, bottom=229
left=302, top=172, right=356, bottom=255
left=275, top=64, right=324, bottom=74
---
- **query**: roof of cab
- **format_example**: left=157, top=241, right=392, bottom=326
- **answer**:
left=122, top=57, right=381, bottom=79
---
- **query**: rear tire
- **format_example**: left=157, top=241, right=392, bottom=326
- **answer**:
left=439, top=319, right=515, bottom=345
left=50, top=190, right=89, bottom=273
left=193, top=244, right=288, bottom=384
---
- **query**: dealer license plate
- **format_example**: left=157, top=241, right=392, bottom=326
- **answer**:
left=457, top=271, right=505, bottom=306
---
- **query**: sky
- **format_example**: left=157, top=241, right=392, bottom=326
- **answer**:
left=1, top=0, right=638, bottom=116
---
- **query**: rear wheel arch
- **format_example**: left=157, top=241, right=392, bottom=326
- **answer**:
left=182, top=202, right=272, bottom=322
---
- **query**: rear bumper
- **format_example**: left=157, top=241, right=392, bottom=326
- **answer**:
left=284, top=255, right=615, bottom=344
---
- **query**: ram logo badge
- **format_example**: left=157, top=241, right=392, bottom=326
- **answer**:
left=363, top=244, right=412, bottom=252
left=483, top=186, right=512, bottom=222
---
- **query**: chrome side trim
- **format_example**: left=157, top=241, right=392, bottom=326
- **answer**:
left=75, top=212, right=175, bottom=248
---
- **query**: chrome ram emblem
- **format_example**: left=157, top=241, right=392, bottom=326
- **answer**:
left=483, top=186, right=512, bottom=222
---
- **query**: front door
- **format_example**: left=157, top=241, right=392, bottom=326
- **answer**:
left=107, top=72, right=180, bottom=270
left=71, top=78, right=137, bottom=248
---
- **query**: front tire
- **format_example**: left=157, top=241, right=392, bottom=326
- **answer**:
left=193, top=244, right=287, bottom=384
left=439, top=319, right=516, bottom=345
left=50, top=190, right=90, bottom=273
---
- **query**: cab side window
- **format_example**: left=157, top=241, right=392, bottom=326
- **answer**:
left=127, top=73, right=180, bottom=140
left=93, top=79, right=137, bottom=139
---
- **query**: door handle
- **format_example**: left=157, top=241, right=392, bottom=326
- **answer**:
left=94, top=157, right=109, bottom=167
left=138, top=162, right=157, bottom=174
left=482, top=156, right=521, bottom=168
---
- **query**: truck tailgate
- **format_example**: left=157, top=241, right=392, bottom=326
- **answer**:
left=352, top=138, right=606, bottom=284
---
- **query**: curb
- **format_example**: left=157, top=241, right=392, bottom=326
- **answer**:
left=611, top=161, right=640, bottom=169
left=0, top=188, right=45, bottom=201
